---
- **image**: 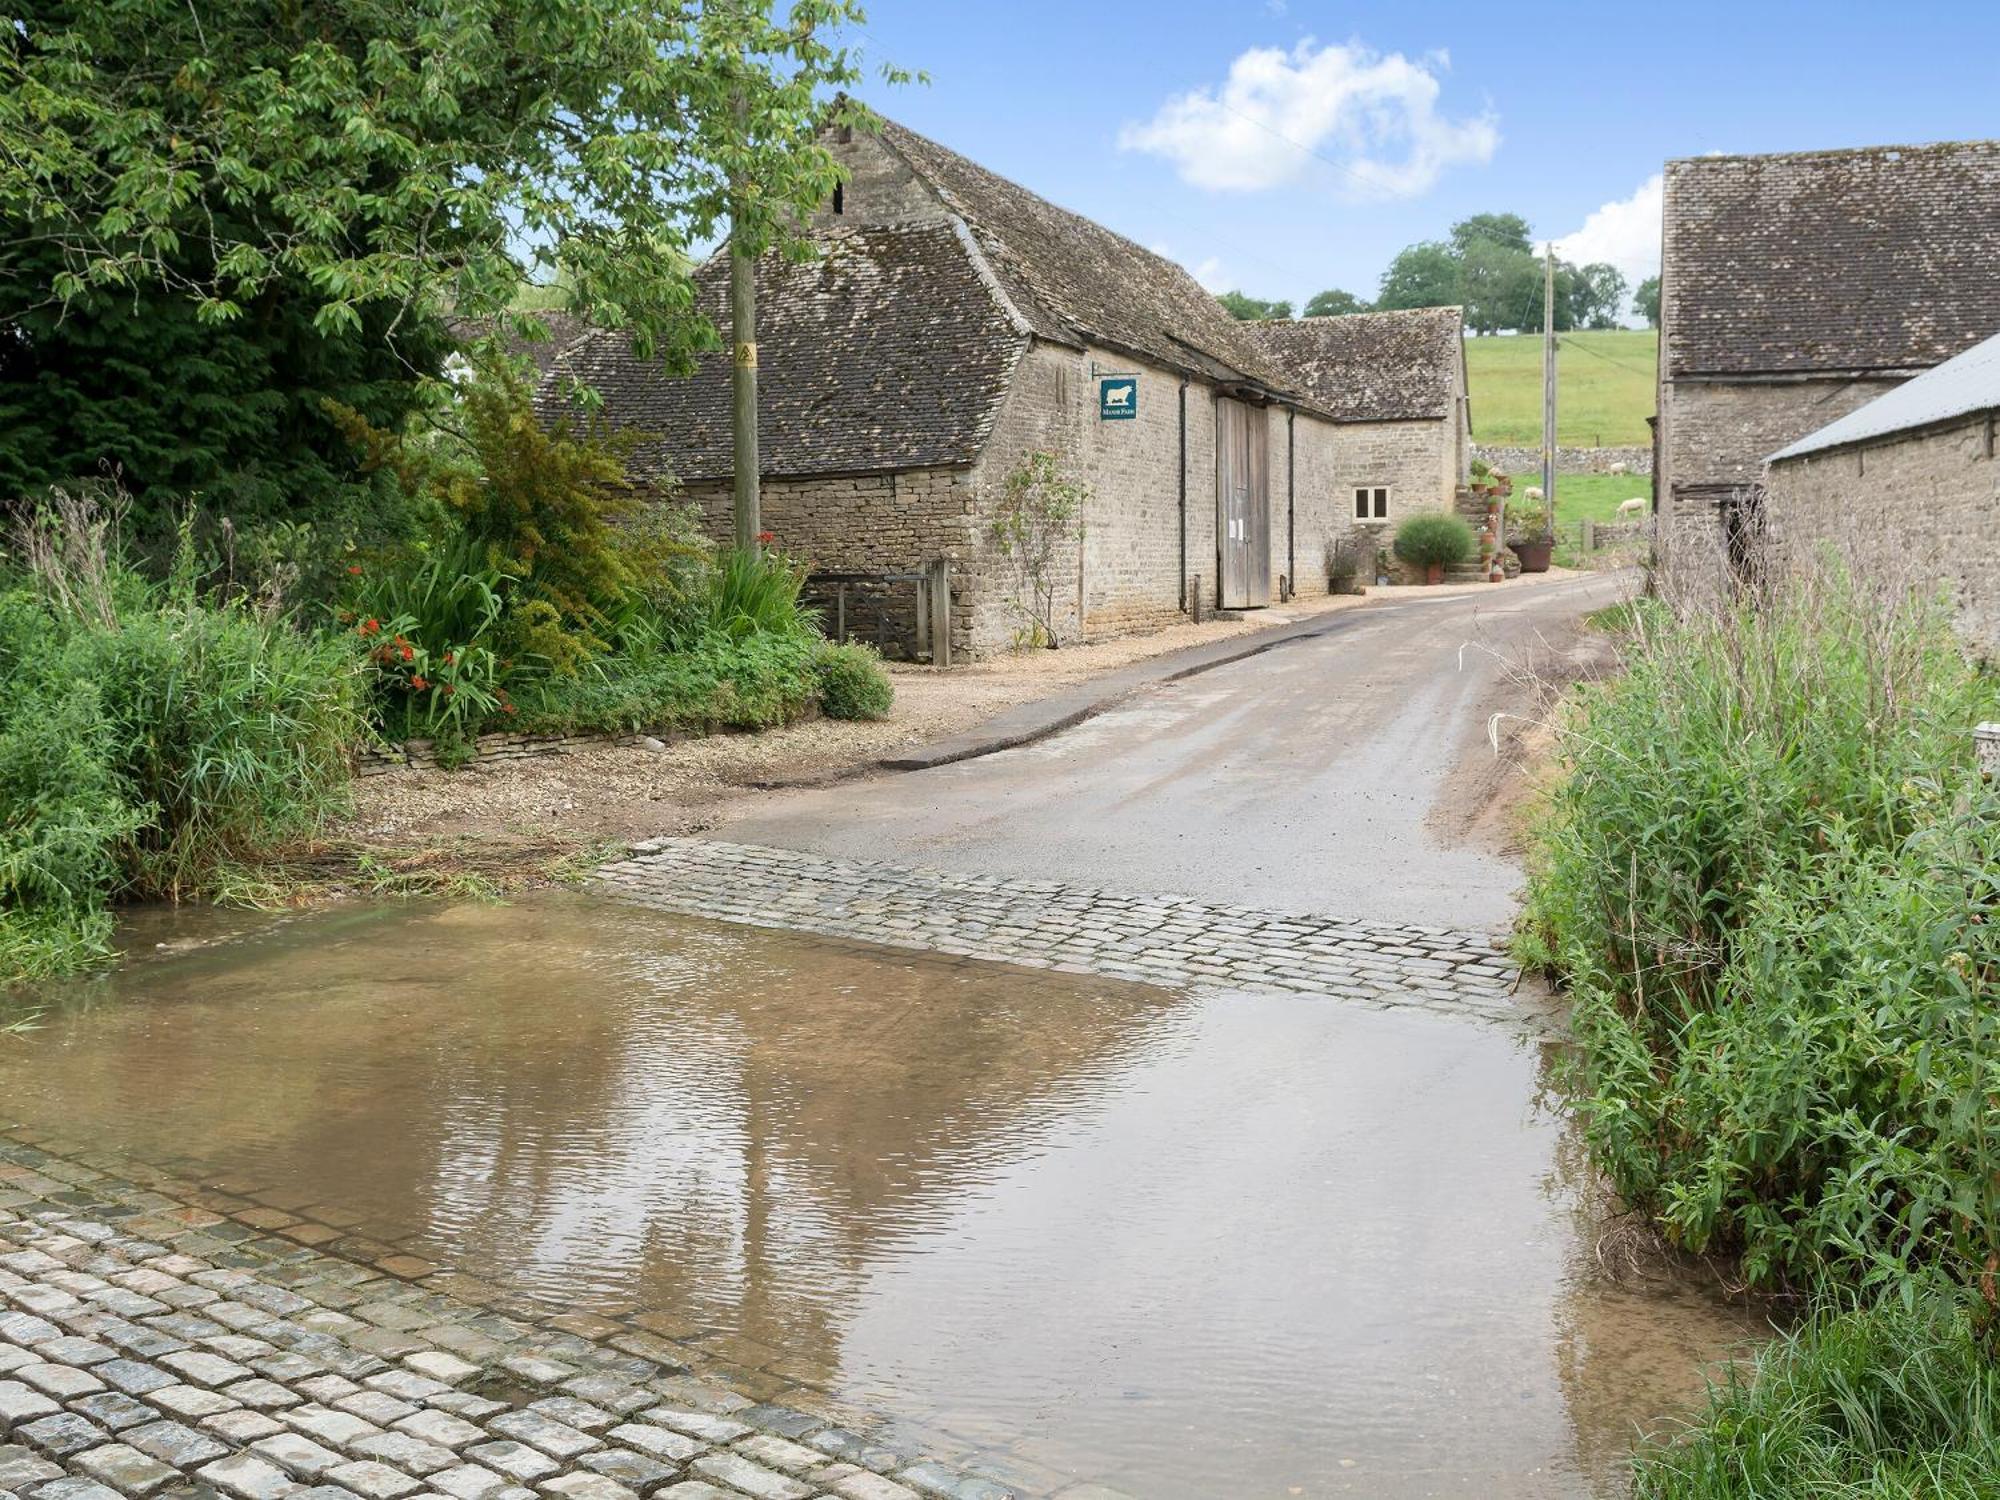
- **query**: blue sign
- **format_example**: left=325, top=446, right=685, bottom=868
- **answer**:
left=1098, top=376, right=1138, bottom=421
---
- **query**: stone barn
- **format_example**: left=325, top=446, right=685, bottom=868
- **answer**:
left=1248, top=307, right=1472, bottom=569
left=549, top=112, right=1360, bottom=659
left=1764, top=328, right=2000, bottom=655
left=1655, top=139, right=2000, bottom=562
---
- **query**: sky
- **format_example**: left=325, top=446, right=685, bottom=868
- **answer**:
left=837, top=1, right=2000, bottom=322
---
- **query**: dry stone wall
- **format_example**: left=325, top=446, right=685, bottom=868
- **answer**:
left=1474, top=444, right=1652, bottom=476
left=1763, top=413, right=2000, bottom=654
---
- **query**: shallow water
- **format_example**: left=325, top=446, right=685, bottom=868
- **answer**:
left=2, top=896, right=1765, bottom=1497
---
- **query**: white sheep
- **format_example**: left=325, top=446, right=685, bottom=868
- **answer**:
left=1608, top=461, right=1629, bottom=476
left=1617, top=497, right=1646, bottom=518
left=1523, top=485, right=1544, bottom=501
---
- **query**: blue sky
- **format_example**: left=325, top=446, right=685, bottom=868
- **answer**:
left=840, top=1, right=2000, bottom=318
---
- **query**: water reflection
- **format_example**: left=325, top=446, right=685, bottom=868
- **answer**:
left=1, top=896, right=1765, bottom=1498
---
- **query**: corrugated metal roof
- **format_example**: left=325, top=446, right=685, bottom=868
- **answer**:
left=1769, top=328, right=2000, bottom=461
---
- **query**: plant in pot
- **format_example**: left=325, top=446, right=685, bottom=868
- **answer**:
left=1326, top=536, right=1365, bottom=595
left=1392, top=511, right=1475, bottom=585
left=1469, top=457, right=1494, bottom=499
left=1506, top=500, right=1555, bottom=573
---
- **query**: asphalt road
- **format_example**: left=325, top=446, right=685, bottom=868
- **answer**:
left=718, top=572, right=1631, bottom=929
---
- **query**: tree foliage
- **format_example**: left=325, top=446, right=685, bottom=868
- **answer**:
left=1302, top=288, right=1371, bottom=318
left=1376, top=213, right=1631, bottom=332
left=1217, top=290, right=1293, bottom=321
left=0, top=0, right=887, bottom=534
left=989, top=450, right=1086, bottom=650
left=1375, top=241, right=1462, bottom=313
left=1634, top=274, right=1662, bottom=327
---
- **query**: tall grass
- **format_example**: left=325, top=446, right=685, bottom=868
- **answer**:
left=2, top=499, right=360, bottom=979
left=1633, top=1293, right=2000, bottom=1498
left=1520, top=563, right=1999, bottom=1297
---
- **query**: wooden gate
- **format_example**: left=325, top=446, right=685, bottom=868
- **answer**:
left=1216, top=398, right=1271, bottom=608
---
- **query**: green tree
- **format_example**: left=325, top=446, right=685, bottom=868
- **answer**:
left=0, top=0, right=884, bottom=536
left=1375, top=242, right=1462, bottom=312
left=1635, top=275, right=1662, bottom=327
left=1217, top=291, right=1293, bottom=321
left=1302, top=289, right=1371, bottom=318
left=1448, top=212, right=1532, bottom=258
left=1459, top=241, right=1541, bottom=334
left=1571, top=263, right=1629, bottom=330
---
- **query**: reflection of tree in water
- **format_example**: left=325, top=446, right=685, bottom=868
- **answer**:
left=1530, top=1039, right=1773, bottom=1492
left=0, top=896, right=1188, bottom=1392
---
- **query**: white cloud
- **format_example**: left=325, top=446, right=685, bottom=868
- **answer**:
left=1118, top=38, right=1498, bottom=199
left=1548, top=173, right=1663, bottom=290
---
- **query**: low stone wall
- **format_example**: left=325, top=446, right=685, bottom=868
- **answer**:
left=1474, top=443, right=1652, bottom=476
left=356, top=729, right=660, bottom=776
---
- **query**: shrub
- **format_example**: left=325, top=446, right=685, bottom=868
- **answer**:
left=697, top=548, right=816, bottom=642
left=1391, top=512, right=1474, bottom=569
left=1632, top=1293, right=2000, bottom=1498
left=515, top=629, right=821, bottom=737
left=991, top=450, right=1087, bottom=648
left=1520, top=571, right=2000, bottom=1297
left=816, top=643, right=894, bottom=721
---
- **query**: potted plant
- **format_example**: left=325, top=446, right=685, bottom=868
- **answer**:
left=1393, top=511, right=1476, bottom=585
left=1326, top=536, right=1365, bottom=595
left=1506, top=501, right=1555, bottom=574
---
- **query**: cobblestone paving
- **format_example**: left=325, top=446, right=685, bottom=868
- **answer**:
left=0, top=1136, right=1074, bottom=1500
left=597, top=839, right=1532, bottom=1030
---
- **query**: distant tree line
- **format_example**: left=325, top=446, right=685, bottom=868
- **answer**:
left=1220, top=211, right=1652, bottom=332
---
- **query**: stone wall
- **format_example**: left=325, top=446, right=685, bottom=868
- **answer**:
left=676, top=466, right=978, bottom=658
left=356, top=729, right=660, bottom=776
left=1763, top=413, right=2000, bottom=654
left=1474, top=443, right=1652, bottom=476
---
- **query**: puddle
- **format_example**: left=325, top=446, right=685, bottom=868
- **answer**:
left=2, top=895, right=1766, bottom=1497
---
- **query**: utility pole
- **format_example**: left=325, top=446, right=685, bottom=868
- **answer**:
left=1542, top=243, right=1557, bottom=541
left=729, top=84, right=761, bottom=554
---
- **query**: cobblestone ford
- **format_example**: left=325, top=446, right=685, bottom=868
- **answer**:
left=596, top=839, right=1528, bottom=1029
left=0, top=1139, right=1055, bottom=1500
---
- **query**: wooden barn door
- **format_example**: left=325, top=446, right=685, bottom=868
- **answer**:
left=1217, top=398, right=1272, bottom=608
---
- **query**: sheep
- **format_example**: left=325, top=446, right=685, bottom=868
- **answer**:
left=1617, top=497, right=1646, bottom=518
left=1608, top=460, right=1629, bottom=476
left=1523, top=485, right=1544, bottom=502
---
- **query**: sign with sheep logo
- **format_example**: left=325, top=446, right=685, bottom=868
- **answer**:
left=1098, top=376, right=1138, bottom=421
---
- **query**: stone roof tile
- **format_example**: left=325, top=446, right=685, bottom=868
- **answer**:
left=1247, top=308, right=1463, bottom=422
left=1664, top=140, right=2000, bottom=377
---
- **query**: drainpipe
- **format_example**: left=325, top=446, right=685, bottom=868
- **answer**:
left=1177, top=378, right=1189, bottom=613
left=1286, top=409, right=1296, bottom=601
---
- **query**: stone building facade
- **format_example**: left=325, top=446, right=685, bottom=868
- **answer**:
left=1763, top=330, right=2000, bottom=655
left=1656, top=140, right=2000, bottom=563
left=547, top=113, right=1468, bottom=658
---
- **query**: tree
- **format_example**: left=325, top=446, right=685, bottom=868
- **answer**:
left=1218, top=291, right=1293, bottom=321
left=1635, top=275, right=1662, bottom=328
left=1449, top=213, right=1532, bottom=259
left=1572, top=263, right=1629, bottom=330
left=0, top=0, right=884, bottom=536
left=1376, top=242, right=1462, bottom=312
left=1460, top=240, right=1541, bottom=335
left=1303, top=289, right=1372, bottom=318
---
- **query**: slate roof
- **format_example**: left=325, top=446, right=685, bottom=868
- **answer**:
left=1246, top=308, right=1465, bottom=422
left=870, top=116, right=1303, bottom=396
left=1770, top=328, right=2000, bottom=461
left=1664, top=140, right=2000, bottom=378
left=546, top=221, right=1027, bottom=482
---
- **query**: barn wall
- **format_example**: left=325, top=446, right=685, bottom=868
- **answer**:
left=1763, top=414, right=2000, bottom=654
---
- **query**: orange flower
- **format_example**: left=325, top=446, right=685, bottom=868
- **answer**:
left=347, top=564, right=362, bottom=576
left=359, top=618, right=381, bottom=637
left=410, top=674, right=429, bottom=691
left=401, top=645, right=414, bottom=662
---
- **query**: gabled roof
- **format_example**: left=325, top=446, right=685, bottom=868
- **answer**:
left=544, top=222, right=1027, bottom=483
left=1770, top=327, right=2000, bottom=461
left=870, top=115, right=1302, bottom=397
left=1664, top=140, right=2000, bottom=378
left=1246, top=308, right=1465, bottom=423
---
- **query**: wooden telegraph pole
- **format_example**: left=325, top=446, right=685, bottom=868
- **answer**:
left=730, top=83, right=761, bottom=553
left=1542, top=244, right=1557, bottom=540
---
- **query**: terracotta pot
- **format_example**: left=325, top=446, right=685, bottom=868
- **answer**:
left=1510, top=538, right=1554, bottom=574
left=1425, top=562, right=1444, bottom=585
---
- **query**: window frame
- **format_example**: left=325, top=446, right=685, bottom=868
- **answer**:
left=1353, top=485, right=1391, bottom=520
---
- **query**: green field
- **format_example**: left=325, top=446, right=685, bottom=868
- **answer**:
left=1465, top=328, right=1657, bottom=447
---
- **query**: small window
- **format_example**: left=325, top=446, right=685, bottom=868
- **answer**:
left=1353, top=486, right=1390, bottom=519
left=832, top=183, right=845, bottom=215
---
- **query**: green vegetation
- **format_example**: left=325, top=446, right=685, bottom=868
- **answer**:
left=816, top=644, right=896, bottom=721
left=1391, top=512, right=1475, bottom=571
left=1634, top=1296, right=2000, bottom=1498
left=1524, top=566, right=2000, bottom=1491
left=1465, top=330, right=1658, bottom=446
left=1378, top=212, right=1628, bottom=334
left=1303, top=289, right=1371, bottom=318
left=2, top=502, right=361, bottom=979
